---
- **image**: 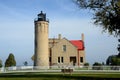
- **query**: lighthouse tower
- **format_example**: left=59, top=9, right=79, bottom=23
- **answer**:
left=34, top=11, right=49, bottom=69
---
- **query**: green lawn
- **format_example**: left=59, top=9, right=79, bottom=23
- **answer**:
left=0, top=72, right=120, bottom=80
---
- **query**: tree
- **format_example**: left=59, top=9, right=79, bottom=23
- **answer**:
left=31, top=55, right=34, bottom=61
left=111, top=57, right=120, bottom=65
left=84, top=62, right=89, bottom=66
left=106, top=39, right=120, bottom=66
left=0, top=59, right=2, bottom=68
left=93, top=62, right=102, bottom=66
left=5, top=53, right=16, bottom=67
left=106, top=55, right=120, bottom=65
left=23, top=61, right=28, bottom=66
left=117, top=39, right=120, bottom=57
left=73, top=0, right=120, bottom=36
left=92, top=62, right=103, bottom=70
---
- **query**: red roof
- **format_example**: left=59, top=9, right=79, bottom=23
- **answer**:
left=70, top=40, right=84, bottom=50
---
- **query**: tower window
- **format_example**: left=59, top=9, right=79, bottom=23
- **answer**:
left=62, top=45, right=66, bottom=52
left=80, top=57, right=83, bottom=63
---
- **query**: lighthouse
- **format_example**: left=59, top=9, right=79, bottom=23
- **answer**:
left=34, top=11, right=49, bottom=69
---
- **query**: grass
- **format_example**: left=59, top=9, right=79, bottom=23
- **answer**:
left=0, top=72, right=120, bottom=80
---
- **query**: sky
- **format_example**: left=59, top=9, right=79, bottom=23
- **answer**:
left=0, top=0, right=118, bottom=66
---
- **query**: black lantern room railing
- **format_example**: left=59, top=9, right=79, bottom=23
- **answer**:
left=34, top=11, right=49, bottom=22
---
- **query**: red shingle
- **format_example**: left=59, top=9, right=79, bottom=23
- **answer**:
left=70, top=40, right=84, bottom=50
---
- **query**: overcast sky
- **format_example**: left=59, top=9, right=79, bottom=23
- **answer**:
left=0, top=0, right=118, bottom=66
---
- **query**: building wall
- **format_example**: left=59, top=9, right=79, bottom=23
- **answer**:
left=78, top=50, right=86, bottom=65
left=51, top=38, right=84, bottom=66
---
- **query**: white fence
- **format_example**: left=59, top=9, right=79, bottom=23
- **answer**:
left=0, top=66, right=120, bottom=73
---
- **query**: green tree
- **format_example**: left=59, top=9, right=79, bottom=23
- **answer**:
left=84, top=62, right=89, bottom=66
left=106, top=55, right=120, bottom=65
left=117, top=39, right=120, bottom=57
left=0, top=59, right=2, bottom=68
left=5, top=53, right=16, bottom=67
left=31, top=55, right=34, bottom=61
left=92, top=62, right=103, bottom=70
left=111, top=57, right=120, bottom=65
left=93, top=62, right=102, bottom=66
left=23, top=61, right=28, bottom=66
left=73, top=0, right=120, bottom=36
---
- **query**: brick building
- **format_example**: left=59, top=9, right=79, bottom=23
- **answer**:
left=49, top=34, right=85, bottom=66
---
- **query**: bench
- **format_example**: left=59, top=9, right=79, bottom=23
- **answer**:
left=61, top=68, right=73, bottom=74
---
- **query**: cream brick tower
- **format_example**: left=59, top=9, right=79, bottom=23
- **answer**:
left=34, top=11, right=49, bottom=69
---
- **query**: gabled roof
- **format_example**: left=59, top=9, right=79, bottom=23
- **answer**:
left=70, top=40, right=84, bottom=50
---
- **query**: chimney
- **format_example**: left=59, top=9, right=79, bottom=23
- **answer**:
left=58, top=34, right=62, bottom=39
left=81, top=33, right=84, bottom=41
